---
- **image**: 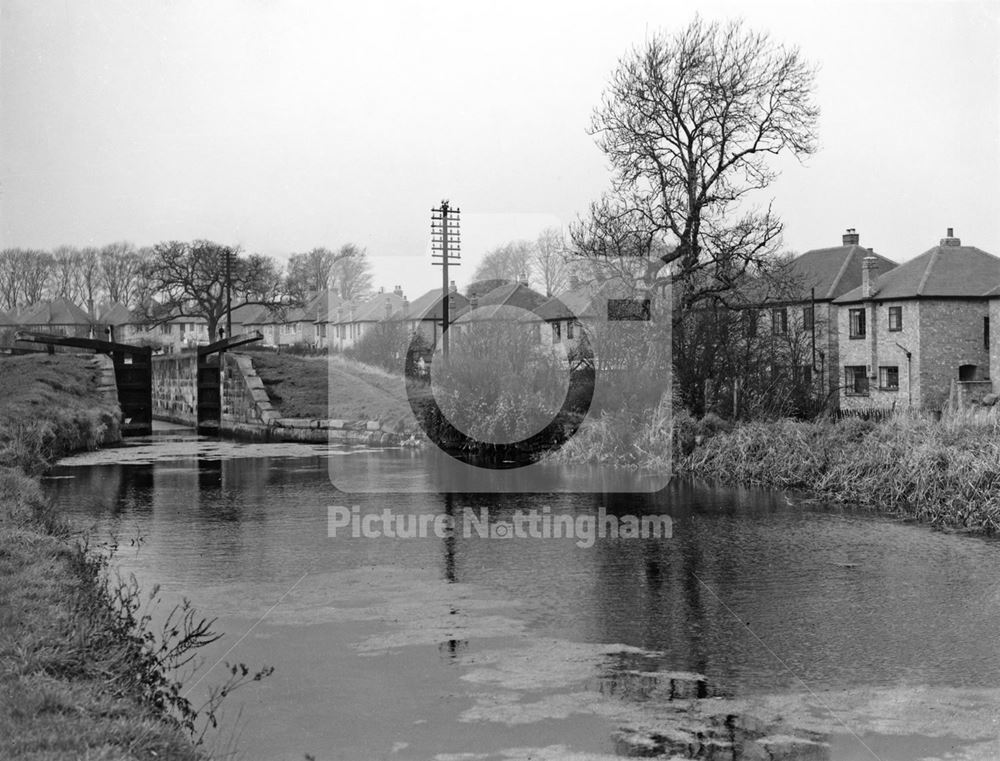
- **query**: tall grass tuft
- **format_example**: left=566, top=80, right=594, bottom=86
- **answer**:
left=681, top=409, right=1000, bottom=532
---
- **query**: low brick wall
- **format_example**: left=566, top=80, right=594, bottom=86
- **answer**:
left=151, top=354, right=198, bottom=425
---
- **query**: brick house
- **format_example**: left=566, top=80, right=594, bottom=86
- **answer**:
left=760, top=229, right=897, bottom=407
left=395, top=284, right=470, bottom=348
left=326, top=288, right=405, bottom=352
left=833, top=229, right=1000, bottom=411
left=14, top=297, right=94, bottom=338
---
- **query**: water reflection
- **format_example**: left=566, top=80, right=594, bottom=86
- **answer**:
left=43, top=443, right=1000, bottom=761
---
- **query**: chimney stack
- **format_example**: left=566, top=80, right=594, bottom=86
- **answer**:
left=449, top=280, right=458, bottom=293
left=940, top=227, right=961, bottom=247
left=861, top=255, right=880, bottom=299
left=393, top=285, right=403, bottom=297
left=518, top=272, right=529, bottom=287
left=842, top=228, right=860, bottom=246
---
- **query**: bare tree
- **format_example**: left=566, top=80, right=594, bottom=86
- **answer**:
left=77, top=247, right=103, bottom=318
left=333, top=243, right=373, bottom=301
left=472, top=240, right=534, bottom=284
left=20, top=250, right=52, bottom=306
left=141, top=240, right=285, bottom=339
left=573, top=17, right=819, bottom=309
left=50, top=246, right=83, bottom=301
left=0, top=249, right=25, bottom=310
left=285, top=247, right=339, bottom=303
left=100, top=242, right=145, bottom=307
left=531, top=228, right=569, bottom=296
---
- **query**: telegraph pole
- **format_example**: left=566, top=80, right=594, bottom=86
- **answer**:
left=224, top=247, right=234, bottom=340
left=431, top=200, right=461, bottom=357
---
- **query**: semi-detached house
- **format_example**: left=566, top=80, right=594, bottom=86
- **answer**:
left=833, top=229, right=1000, bottom=411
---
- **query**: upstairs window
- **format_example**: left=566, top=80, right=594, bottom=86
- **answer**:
left=888, top=306, right=902, bottom=332
left=845, top=365, right=869, bottom=396
left=802, top=306, right=814, bottom=332
left=552, top=322, right=561, bottom=343
left=771, top=307, right=788, bottom=335
left=849, top=308, right=866, bottom=339
left=567, top=321, right=575, bottom=340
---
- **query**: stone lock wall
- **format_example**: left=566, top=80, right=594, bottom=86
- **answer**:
left=221, top=353, right=279, bottom=430
left=149, top=351, right=408, bottom=445
left=151, top=354, right=199, bottom=425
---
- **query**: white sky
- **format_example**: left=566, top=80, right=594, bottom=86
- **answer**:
left=2, top=0, right=998, bottom=298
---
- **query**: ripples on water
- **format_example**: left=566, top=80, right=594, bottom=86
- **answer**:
left=44, top=429, right=1000, bottom=761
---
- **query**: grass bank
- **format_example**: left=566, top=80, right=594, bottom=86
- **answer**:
left=0, top=354, right=205, bottom=760
left=679, top=411, right=1000, bottom=533
left=0, top=354, right=121, bottom=473
left=248, top=351, right=413, bottom=428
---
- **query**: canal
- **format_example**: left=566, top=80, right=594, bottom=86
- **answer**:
left=44, top=428, right=1000, bottom=760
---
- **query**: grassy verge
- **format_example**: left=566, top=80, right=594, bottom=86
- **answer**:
left=248, top=351, right=413, bottom=428
left=0, top=354, right=206, bottom=760
left=0, top=355, right=121, bottom=473
left=679, top=410, right=1000, bottom=532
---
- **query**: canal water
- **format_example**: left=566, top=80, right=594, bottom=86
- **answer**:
left=45, top=428, right=1000, bottom=760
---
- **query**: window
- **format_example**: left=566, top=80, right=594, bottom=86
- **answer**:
left=160, top=323, right=172, bottom=335
left=985, top=316, right=990, bottom=351
left=802, top=306, right=814, bottom=332
left=798, top=364, right=813, bottom=385
left=771, top=307, right=788, bottom=335
left=552, top=322, right=561, bottom=343
left=888, top=306, right=902, bottom=332
left=845, top=366, right=869, bottom=396
left=744, top=309, right=759, bottom=339
left=567, top=321, right=575, bottom=340
left=879, top=366, right=899, bottom=391
left=849, top=308, right=866, bottom=338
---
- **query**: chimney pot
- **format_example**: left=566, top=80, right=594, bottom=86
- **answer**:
left=842, top=228, right=860, bottom=246
left=940, top=228, right=961, bottom=247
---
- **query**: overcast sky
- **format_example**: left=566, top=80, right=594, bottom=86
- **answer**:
left=2, top=0, right=998, bottom=297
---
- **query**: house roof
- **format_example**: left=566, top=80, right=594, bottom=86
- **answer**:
left=229, top=303, right=270, bottom=326
left=351, top=293, right=406, bottom=323
left=533, top=279, right=637, bottom=322
left=834, top=239, right=1000, bottom=303
left=474, top=282, right=549, bottom=312
left=98, top=301, right=133, bottom=326
left=17, top=298, right=92, bottom=326
left=775, top=245, right=898, bottom=303
left=402, top=288, right=470, bottom=321
left=303, top=291, right=351, bottom=322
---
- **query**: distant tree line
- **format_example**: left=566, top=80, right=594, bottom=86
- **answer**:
left=0, top=240, right=373, bottom=334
